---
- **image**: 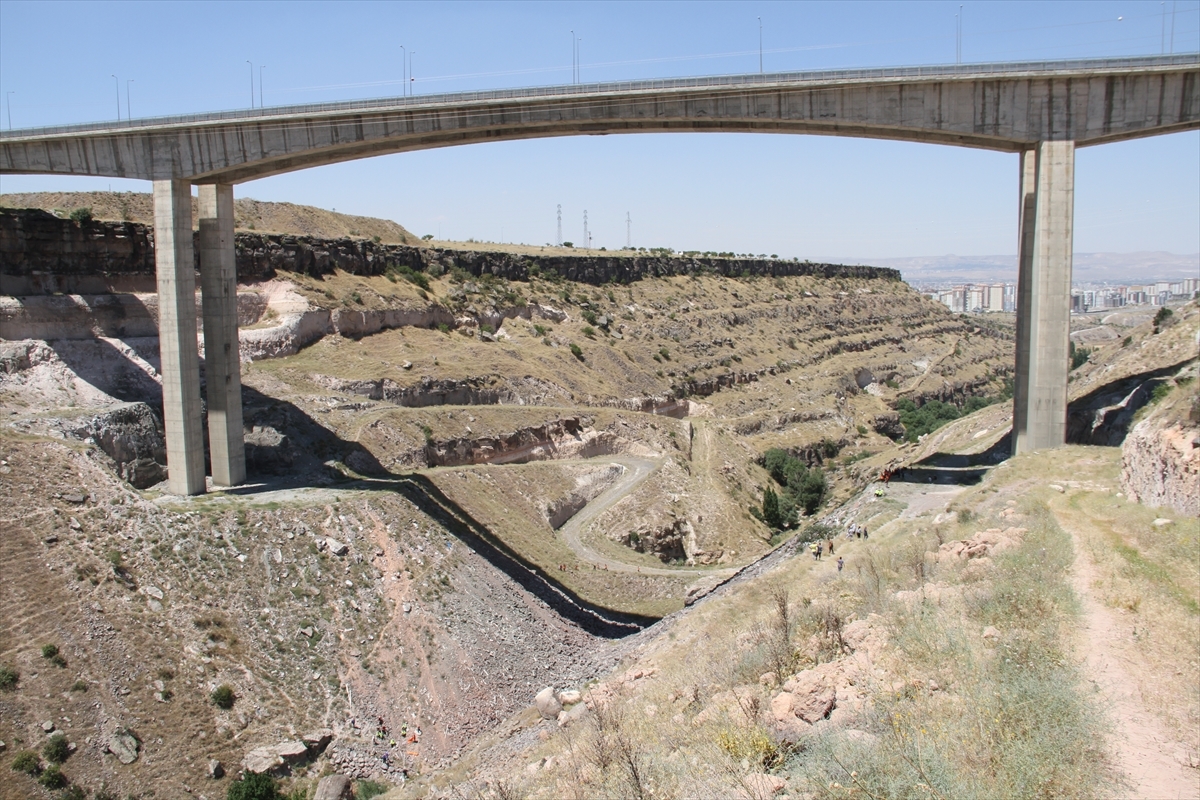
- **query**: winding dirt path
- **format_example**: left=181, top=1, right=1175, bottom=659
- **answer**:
left=556, top=455, right=735, bottom=578
left=1056, top=509, right=1199, bottom=800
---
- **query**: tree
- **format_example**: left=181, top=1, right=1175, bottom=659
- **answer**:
left=762, top=486, right=784, bottom=529
left=797, top=469, right=827, bottom=515
left=227, top=773, right=282, bottom=800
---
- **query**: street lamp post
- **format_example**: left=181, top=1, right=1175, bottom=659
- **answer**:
left=246, top=60, right=254, bottom=108
left=126, top=79, right=133, bottom=120
left=399, top=45, right=406, bottom=96
left=758, top=17, right=763, bottom=73
left=259, top=65, right=266, bottom=108
left=112, top=75, right=120, bottom=121
left=409, top=52, right=415, bottom=94
left=6, top=91, right=14, bottom=130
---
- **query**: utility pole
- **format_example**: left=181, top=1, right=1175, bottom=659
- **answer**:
left=758, top=17, right=763, bottom=73
left=626, top=212, right=631, bottom=249
left=112, top=75, right=120, bottom=121
left=126, top=79, right=133, bottom=120
left=957, top=6, right=963, bottom=64
left=5, top=92, right=13, bottom=129
left=410, top=52, right=416, bottom=94
left=246, top=61, right=254, bottom=108
left=260, top=65, right=266, bottom=108
left=557, top=204, right=563, bottom=246
left=1170, top=0, right=1177, bottom=54
left=583, top=210, right=588, bottom=250
left=1162, top=3, right=1167, bottom=53
left=400, top=45, right=406, bottom=96
left=571, top=31, right=575, bottom=83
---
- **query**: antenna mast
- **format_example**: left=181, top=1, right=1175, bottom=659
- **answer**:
left=557, top=204, right=562, bottom=246
left=626, top=212, right=631, bottom=249
left=583, top=210, right=589, bottom=250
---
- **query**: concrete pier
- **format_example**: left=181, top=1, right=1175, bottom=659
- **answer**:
left=198, top=184, right=245, bottom=487
left=1013, top=141, right=1075, bottom=453
left=153, top=179, right=206, bottom=495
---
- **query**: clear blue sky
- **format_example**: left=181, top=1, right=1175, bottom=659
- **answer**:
left=1, top=0, right=1197, bottom=259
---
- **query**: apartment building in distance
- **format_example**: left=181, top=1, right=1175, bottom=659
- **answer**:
left=920, top=277, right=1198, bottom=315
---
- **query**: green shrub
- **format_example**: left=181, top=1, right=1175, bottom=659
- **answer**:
left=581, top=325, right=596, bottom=338
left=1149, top=382, right=1173, bottom=404
left=437, top=322, right=450, bottom=334
left=0, top=665, right=17, bottom=689
left=1069, top=341, right=1092, bottom=370
left=895, top=398, right=963, bottom=441
left=41, top=644, right=59, bottom=659
left=658, top=347, right=671, bottom=361
left=356, top=780, right=390, bottom=800
left=11, top=749, right=40, bottom=774
left=569, top=343, right=584, bottom=360
left=386, top=264, right=430, bottom=291
left=581, top=309, right=598, bottom=325
left=762, top=486, right=783, bottom=529
left=533, top=323, right=548, bottom=336
left=1153, top=306, right=1174, bottom=327
left=43, top=733, right=70, bottom=764
left=227, top=772, right=282, bottom=800
left=211, top=683, right=236, bottom=710
left=38, top=763, right=67, bottom=788
left=68, top=207, right=93, bottom=223
left=480, top=323, right=494, bottom=334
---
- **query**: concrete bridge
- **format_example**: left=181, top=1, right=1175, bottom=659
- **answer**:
left=2, top=54, right=1198, bottom=494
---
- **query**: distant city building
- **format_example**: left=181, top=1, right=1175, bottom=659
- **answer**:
left=915, top=275, right=1194, bottom=315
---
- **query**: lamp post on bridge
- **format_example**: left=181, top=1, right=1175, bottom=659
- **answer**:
left=5, top=92, right=13, bottom=130
left=112, top=75, right=120, bottom=121
left=758, top=17, right=763, bottom=73
left=259, top=65, right=266, bottom=108
left=246, top=61, right=254, bottom=108
left=126, top=79, right=133, bottom=120
left=399, top=45, right=406, bottom=97
left=409, top=51, right=416, bottom=94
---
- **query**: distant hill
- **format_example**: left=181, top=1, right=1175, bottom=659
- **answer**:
left=857, top=252, right=1200, bottom=285
left=0, top=191, right=418, bottom=245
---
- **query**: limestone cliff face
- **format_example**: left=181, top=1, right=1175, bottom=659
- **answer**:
left=1120, top=391, right=1200, bottom=517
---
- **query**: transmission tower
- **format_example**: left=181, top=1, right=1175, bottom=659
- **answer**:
left=583, top=210, right=588, bottom=250
left=556, top=204, right=562, bottom=246
left=626, top=212, right=631, bottom=249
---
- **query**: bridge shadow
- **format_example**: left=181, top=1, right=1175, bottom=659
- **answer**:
left=377, top=473, right=654, bottom=637
left=892, top=433, right=1012, bottom=486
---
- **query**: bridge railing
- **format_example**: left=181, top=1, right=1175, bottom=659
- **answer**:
left=2, top=53, right=1197, bottom=140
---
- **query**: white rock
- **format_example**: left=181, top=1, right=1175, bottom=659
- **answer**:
left=326, top=538, right=348, bottom=556
left=535, top=686, right=562, bottom=720
left=1152, top=518, right=1173, bottom=527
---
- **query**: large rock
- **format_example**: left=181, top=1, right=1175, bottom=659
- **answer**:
left=275, top=740, right=309, bottom=764
left=69, top=402, right=166, bottom=488
left=302, top=729, right=333, bottom=754
left=243, top=746, right=285, bottom=775
left=107, top=731, right=140, bottom=764
left=324, top=538, right=348, bottom=557
left=313, top=774, right=352, bottom=800
left=778, top=669, right=836, bottom=723
left=535, top=686, right=562, bottom=720
left=1121, top=412, right=1200, bottom=517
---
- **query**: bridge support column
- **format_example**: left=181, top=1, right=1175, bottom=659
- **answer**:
left=198, top=184, right=245, bottom=487
left=1012, top=140, right=1075, bottom=454
left=153, top=179, right=207, bottom=495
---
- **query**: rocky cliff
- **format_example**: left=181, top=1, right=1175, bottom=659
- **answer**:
left=1120, top=368, right=1200, bottom=516
left=1, top=208, right=899, bottom=292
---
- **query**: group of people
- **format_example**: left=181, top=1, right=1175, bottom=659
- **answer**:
left=808, top=541, right=846, bottom=572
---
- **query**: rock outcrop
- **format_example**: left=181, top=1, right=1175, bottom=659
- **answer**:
left=1121, top=399, right=1200, bottom=516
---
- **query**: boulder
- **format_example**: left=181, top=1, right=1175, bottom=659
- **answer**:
left=107, top=731, right=140, bottom=764
left=302, top=729, right=333, bottom=754
left=325, top=538, right=348, bottom=557
left=68, top=402, right=167, bottom=488
left=535, top=686, right=562, bottom=720
left=243, top=745, right=285, bottom=774
left=207, top=759, right=225, bottom=779
left=556, top=688, right=582, bottom=706
left=313, top=774, right=352, bottom=800
left=276, top=740, right=309, bottom=764
left=780, top=669, right=836, bottom=723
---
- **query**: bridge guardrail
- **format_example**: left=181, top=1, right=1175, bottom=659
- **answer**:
left=1, top=53, right=1197, bottom=140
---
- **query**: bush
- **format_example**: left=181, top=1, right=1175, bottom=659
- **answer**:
left=1153, top=306, right=1174, bottom=326
left=43, top=734, right=70, bottom=764
left=11, top=749, right=40, bottom=774
left=68, top=207, right=93, bottom=223
left=356, top=780, right=390, bottom=800
left=569, top=343, right=584, bottom=361
left=41, top=644, right=59, bottom=659
left=762, top=486, right=783, bottom=530
left=0, top=665, right=17, bottom=690
left=211, top=683, right=236, bottom=710
left=1069, top=341, right=1091, bottom=370
left=896, top=398, right=963, bottom=441
left=38, top=763, right=67, bottom=788
left=227, top=772, right=282, bottom=800
left=582, top=325, right=596, bottom=338
left=386, top=264, right=430, bottom=291
left=581, top=309, right=598, bottom=325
